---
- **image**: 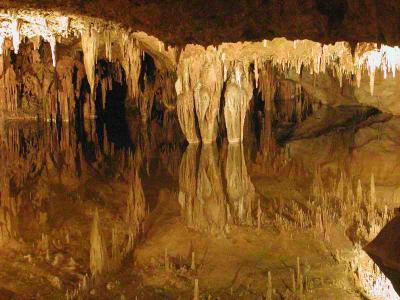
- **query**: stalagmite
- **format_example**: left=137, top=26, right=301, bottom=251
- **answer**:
left=194, top=279, right=199, bottom=300
left=191, top=251, right=196, bottom=270
left=90, top=209, right=108, bottom=277
left=267, top=271, right=272, bottom=300
left=224, top=63, right=254, bottom=143
left=370, top=173, right=376, bottom=206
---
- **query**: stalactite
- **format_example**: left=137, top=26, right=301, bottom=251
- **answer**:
left=258, top=62, right=276, bottom=112
left=11, top=19, right=21, bottom=54
left=193, top=49, right=223, bottom=143
left=104, top=30, right=113, bottom=62
left=81, top=26, right=98, bottom=97
left=48, top=36, right=57, bottom=67
left=224, top=62, right=254, bottom=143
left=176, top=46, right=223, bottom=144
left=120, top=33, right=141, bottom=103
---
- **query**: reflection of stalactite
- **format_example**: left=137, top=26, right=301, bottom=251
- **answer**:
left=178, top=144, right=199, bottom=229
left=125, top=171, right=146, bottom=252
left=90, top=209, right=108, bottom=277
left=225, top=143, right=256, bottom=226
left=179, top=144, right=231, bottom=235
left=0, top=179, right=18, bottom=245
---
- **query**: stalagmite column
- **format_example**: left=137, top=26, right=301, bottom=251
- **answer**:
left=225, top=143, right=256, bottom=225
left=224, top=63, right=254, bottom=143
left=176, top=46, right=223, bottom=144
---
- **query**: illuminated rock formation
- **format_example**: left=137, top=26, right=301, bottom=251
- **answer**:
left=224, top=63, right=254, bottom=143
left=120, top=33, right=142, bottom=104
left=176, top=46, right=223, bottom=144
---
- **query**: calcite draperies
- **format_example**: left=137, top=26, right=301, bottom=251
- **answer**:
left=176, top=46, right=224, bottom=144
left=176, top=46, right=253, bottom=144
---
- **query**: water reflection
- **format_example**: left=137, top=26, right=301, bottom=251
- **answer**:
left=1, top=104, right=400, bottom=298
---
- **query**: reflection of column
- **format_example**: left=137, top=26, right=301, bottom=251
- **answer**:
left=225, top=143, right=256, bottom=226
left=197, top=144, right=230, bottom=235
left=178, top=144, right=199, bottom=229
left=178, top=144, right=230, bottom=235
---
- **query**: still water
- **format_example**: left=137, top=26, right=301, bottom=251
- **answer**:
left=0, top=106, right=399, bottom=299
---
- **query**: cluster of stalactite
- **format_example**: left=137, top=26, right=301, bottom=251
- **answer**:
left=0, top=12, right=178, bottom=125
left=175, top=44, right=330, bottom=145
left=176, top=46, right=256, bottom=144
left=178, top=143, right=256, bottom=235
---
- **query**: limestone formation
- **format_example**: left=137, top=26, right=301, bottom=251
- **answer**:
left=224, top=63, right=254, bottom=143
left=176, top=46, right=223, bottom=144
